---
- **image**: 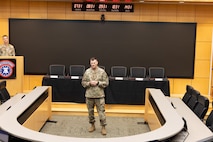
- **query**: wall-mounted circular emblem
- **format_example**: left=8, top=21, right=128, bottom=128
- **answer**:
left=0, top=60, right=15, bottom=78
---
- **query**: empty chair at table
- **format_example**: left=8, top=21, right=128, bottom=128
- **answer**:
left=186, top=89, right=200, bottom=111
left=182, top=85, right=194, bottom=104
left=193, top=95, right=209, bottom=120
left=206, top=110, right=213, bottom=132
left=130, top=67, right=146, bottom=78
left=69, top=65, right=85, bottom=76
left=0, top=81, right=11, bottom=104
left=148, top=67, right=165, bottom=78
left=110, top=66, right=127, bottom=77
left=49, top=64, right=66, bottom=76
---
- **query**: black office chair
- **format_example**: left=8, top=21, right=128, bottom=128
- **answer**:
left=49, top=64, right=66, bottom=76
left=193, top=95, right=209, bottom=120
left=0, top=81, right=10, bottom=104
left=69, top=65, right=85, bottom=76
left=148, top=67, right=165, bottom=78
left=110, top=66, right=127, bottom=77
left=130, top=67, right=146, bottom=78
left=186, top=89, right=200, bottom=111
left=206, top=110, right=213, bottom=132
left=182, top=85, right=194, bottom=104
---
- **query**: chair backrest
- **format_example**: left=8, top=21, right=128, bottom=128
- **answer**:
left=49, top=64, right=66, bottom=76
left=0, top=88, right=11, bottom=103
left=0, top=81, right=10, bottom=104
left=206, top=110, right=213, bottom=131
left=186, top=89, right=200, bottom=110
left=111, top=66, right=127, bottom=77
left=193, top=95, right=209, bottom=119
left=149, top=67, right=165, bottom=78
left=69, top=65, right=85, bottom=76
left=130, top=67, right=146, bottom=78
left=182, top=85, right=194, bottom=104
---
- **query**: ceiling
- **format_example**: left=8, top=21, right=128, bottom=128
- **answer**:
left=15, top=0, right=213, bottom=5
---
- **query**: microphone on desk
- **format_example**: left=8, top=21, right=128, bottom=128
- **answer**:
left=21, top=95, right=25, bottom=99
left=171, top=102, right=176, bottom=109
left=182, top=117, right=188, bottom=131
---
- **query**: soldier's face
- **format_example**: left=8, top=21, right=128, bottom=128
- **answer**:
left=90, top=59, right=98, bottom=70
left=2, top=36, right=9, bottom=44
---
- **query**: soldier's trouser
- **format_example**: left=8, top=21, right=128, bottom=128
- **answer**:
left=86, top=98, right=107, bottom=126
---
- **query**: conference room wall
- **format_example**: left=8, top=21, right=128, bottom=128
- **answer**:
left=0, top=1, right=212, bottom=98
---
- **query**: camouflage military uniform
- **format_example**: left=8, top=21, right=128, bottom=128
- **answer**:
left=82, top=67, right=109, bottom=126
left=0, top=44, right=15, bottom=56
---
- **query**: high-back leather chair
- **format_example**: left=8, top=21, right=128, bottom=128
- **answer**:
left=193, top=95, right=209, bottom=120
left=69, top=65, right=85, bottom=76
left=149, top=67, right=165, bottom=78
left=49, top=64, right=66, bottom=76
left=110, top=66, right=127, bottom=77
left=130, top=67, right=146, bottom=78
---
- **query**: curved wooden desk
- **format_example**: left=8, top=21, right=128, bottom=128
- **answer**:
left=0, top=87, right=184, bottom=142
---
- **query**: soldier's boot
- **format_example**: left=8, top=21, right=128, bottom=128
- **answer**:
left=101, top=126, right=107, bottom=135
left=88, top=123, right=95, bottom=132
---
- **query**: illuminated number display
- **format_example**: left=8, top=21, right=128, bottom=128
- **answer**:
left=72, top=2, right=134, bottom=12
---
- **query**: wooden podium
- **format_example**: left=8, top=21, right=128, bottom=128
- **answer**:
left=0, top=56, right=24, bottom=96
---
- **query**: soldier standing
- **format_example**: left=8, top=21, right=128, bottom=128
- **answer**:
left=0, top=35, right=15, bottom=56
left=81, top=57, right=109, bottom=135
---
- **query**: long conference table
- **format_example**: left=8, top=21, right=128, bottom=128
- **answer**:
left=1, top=87, right=213, bottom=142
left=42, top=75, right=170, bottom=105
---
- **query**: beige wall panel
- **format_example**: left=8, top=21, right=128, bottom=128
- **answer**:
left=168, top=78, right=174, bottom=94
left=195, top=41, right=211, bottom=60
left=29, top=2, right=47, bottom=19
left=66, top=11, right=85, bottom=20
left=65, top=3, right=85, bottom=20
left=121, top=4, right=140, bottom=21
left=0, top=19, right=9, bottom=43
left=29, top=75, right=43, bottom=90
left=23, top=75, right=30, bottom=91
left=84, top=12, right=105, bottom=20
left=194, top=60, right=210, bottom=78
left=195, top=5, right=213, bottom=24
left=140, top=4, right=158, bottom=22
left=10, top=1, right=29, bottom=18
left=0, top=1, right=10, bottom=18
left=196, top=24, right=213, bottom=42
left=191, top=78, right=209, bottom=95
left=173, top=79, right=192, bottom=94
left=103, top=12, right=122, bottom=21
left=158, top=4, right=177, bottom=22
left=176, top=5, right=195, bottom=22
left=47, top=2, right=66, bottom=19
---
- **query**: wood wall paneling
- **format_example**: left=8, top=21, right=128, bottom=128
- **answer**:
left=10, top=1, right=29, bottom=18
left=194, top=60, right=210, bottom=78
left=158, top=4, right=177, bottom=22
left=0, top=1, right=11, bottom=18
left=140, top=4, right=159, bottom=22
left=47, top=2, right=66, bottom=19
left=173, top=79, right=192, bottom=94
left=196, top=42, right=211, bottom=60
left=0, top=19, right=9, bottom=41
left=191, top=78, right=210, bottom=95
left=196, top=24, right=213, bottom=42
left=195, top=5, right=213, bottom=24
left=29, top=2, right=48, bottom=19
left=176, top=5, right=195, bottom=22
